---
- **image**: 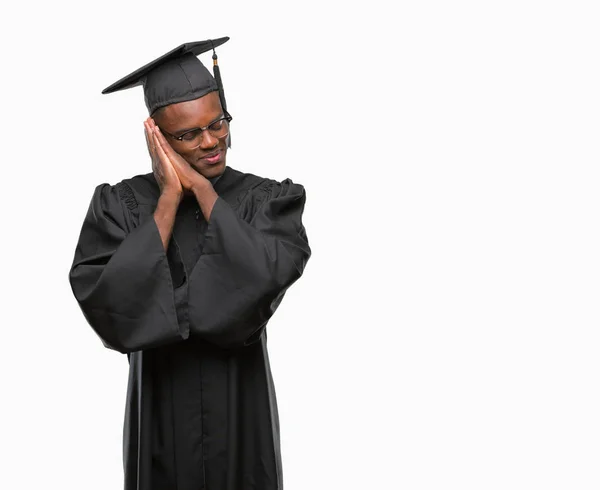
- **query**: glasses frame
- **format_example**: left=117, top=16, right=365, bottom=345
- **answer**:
left=160, top=111, right=233, bottom=147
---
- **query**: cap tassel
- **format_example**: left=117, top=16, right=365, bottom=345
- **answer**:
left=211, top=47, right=230, bottom=148
left=212, top=51, right=227, bottom=111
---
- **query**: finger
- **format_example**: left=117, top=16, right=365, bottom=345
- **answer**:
left=153, top=130, right=174, bottom=171
left=143, top=122, right=152, bottom=154
left=144, top=122, right=154, bottom=150
left=144, top=128, right=156, bottom=161
left=153, top=127, right=178, bottom=173
left=144, top=131, right=153, bottom=161
left=148, top=126, right=161, bottom=164
left=152, top=132, right=166, bottom=168
left=154, top=137, right=185, bottom=187
left=153, top=126, right=178, bottom=161
left=153, top=126, right=168, bottom=150
left=147, top=118, right=157, bottom=135
left=153, top=127, right=191, bottom=176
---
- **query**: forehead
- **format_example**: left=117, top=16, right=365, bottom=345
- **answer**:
left=158, top=91, right=223, bottom=129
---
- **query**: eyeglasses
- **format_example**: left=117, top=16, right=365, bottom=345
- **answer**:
left=160, top=112, right=233, bottom=150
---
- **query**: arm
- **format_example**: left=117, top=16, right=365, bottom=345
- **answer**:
left=188, top=179, right=311, bottom=349
left=154, top=191, right=181, bottom=250
left=68, top=184, right=188, bottom=354
left=68, top=120, right=186, bottom=354
left=150, top=122, right=311, bottom=349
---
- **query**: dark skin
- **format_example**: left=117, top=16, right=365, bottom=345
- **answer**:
left=143, top=91, right=229, bottom=250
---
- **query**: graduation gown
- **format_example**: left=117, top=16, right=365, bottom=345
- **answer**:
left=68, top=165, right=311, bottom=490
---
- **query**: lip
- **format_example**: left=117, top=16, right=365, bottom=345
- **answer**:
left=200, top=150, right=222, bottom=165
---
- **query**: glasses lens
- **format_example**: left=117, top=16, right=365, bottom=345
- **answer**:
left=180, top=118, right=231, bottom=149
left=180, top=129, right=202, bottom=143
left=208, top=118, right=229, bottom=138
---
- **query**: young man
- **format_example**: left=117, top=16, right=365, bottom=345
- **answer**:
left=68, top=37, right=311, bottom=490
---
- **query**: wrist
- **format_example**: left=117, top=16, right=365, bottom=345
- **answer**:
left=190, top=179, right=212, bottom=197
left=160, top=188, right=183, bottom=205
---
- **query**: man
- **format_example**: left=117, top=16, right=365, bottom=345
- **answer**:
left=68, top=37, right=311, bottom=490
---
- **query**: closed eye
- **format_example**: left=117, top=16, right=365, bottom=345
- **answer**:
left=180, top=129, right=202, bottom=141
left=209, top=120, right=224, bottom=131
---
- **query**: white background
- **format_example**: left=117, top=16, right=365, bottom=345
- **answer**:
left=1, top=1, right=599, bottom=489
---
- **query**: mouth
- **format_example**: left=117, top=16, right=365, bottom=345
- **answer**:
left=199, top=150, right=223, bottom=165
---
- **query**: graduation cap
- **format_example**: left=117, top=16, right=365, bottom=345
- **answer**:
left=102, top=37, right=230, bottom=116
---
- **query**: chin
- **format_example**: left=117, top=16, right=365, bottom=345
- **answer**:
left=192, top=159, right=227, bottom=178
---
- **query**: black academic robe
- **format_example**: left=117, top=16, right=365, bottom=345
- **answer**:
left=68, top=165, right=311, bottom=490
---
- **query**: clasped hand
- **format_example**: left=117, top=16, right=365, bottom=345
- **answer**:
left=144, top=117, right=209, bottom=197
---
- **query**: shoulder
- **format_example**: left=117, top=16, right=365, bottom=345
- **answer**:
left=93, top=167, right=306, bottom=208
left=86, top=173, right=155, bottom=229
left=120, top=172, right=160, bottom=206
left=89, top=181, right=122, bottom=209
left=228, top=168, right=307, bottom=223
left=228, top=167, right=306, bottom=201
left=91, top=172, right=157, bottom=204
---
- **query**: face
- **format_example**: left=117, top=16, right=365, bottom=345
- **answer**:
left=152, top=91, right=229, bottom=179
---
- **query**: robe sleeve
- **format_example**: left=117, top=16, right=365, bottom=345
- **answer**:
left=188, top=178, right=311, bottom=349
left=68, top=183, right=188, bottom=354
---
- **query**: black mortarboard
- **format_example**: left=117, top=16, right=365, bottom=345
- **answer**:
left=101, top=37, right=229, bottom=116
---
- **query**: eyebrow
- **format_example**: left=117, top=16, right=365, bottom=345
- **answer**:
left=174, top=113, right=225, bottom=136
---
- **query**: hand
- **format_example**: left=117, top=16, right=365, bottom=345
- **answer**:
left=148, top=119, right=210, bottom=193
left=144, top=118, right=182, bottom=199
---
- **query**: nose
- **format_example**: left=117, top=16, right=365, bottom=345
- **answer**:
left=199, top=129, right=219, bottom=149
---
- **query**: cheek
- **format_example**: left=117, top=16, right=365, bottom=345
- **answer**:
left=213, top=139, right=228, bottom=156
left=182, top=151, right=196, bottom=166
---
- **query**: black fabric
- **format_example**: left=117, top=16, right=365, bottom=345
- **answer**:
left=68, top=165, right=310, bottom=490
left=101, top=37, right=229, bottom=115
